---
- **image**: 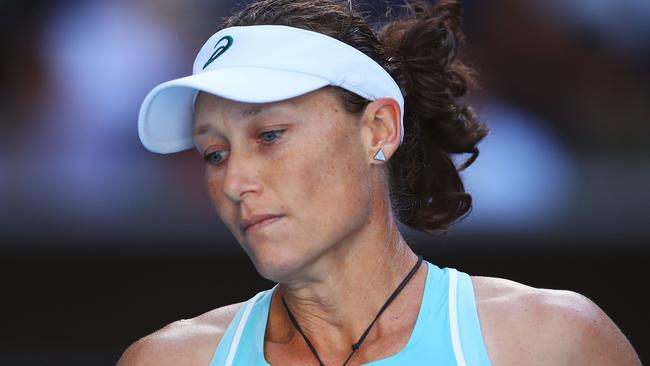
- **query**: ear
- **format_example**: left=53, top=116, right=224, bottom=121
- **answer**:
left=360, top=97, right=401, bottom=164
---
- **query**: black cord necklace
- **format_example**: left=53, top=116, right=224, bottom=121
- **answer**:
left=280, top=255, right=423, bottom=366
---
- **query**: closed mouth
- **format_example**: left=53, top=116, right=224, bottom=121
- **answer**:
left=243, top=215, right=283, bottom=233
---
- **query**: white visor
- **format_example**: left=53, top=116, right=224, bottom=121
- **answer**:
left=138, top=25, right=405, bottom=154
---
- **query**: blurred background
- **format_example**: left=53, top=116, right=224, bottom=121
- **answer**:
left=1, top=0, right=648, bottom=364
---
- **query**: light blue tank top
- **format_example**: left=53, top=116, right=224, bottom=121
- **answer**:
left=209, top=262, right=492, bottom=365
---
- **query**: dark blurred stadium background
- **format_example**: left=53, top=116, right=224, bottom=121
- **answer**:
left=1, top=0, right=648, bottom=364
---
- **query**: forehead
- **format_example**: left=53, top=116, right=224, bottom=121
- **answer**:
left=193, top=95, right=261, bottom=135
left=194, top=92, right=263, bottom=119
left=192, top=88, right=343, bottom=134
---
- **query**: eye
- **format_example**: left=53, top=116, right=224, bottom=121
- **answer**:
left=203, top=150, right=228, bottom=165
left=259, top=130, right=284, bottom=144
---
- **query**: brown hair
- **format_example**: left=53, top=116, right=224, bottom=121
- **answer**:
left=218, top=0, right=489, bottom=234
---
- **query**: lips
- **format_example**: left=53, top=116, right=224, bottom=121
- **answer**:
left=240, top=214, right=283, bottom=233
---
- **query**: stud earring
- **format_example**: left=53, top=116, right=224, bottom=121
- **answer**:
left=373, top=148, right=386, bottom=162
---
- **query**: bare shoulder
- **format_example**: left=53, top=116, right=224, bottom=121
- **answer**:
left=470, top=276, right=641, bottom=366
left=116, top=302, right=245, bottom=366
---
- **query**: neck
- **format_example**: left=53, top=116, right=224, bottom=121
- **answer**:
left=266, top=205, right=422, bottom=360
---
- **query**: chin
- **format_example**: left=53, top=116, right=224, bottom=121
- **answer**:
left=245, top=244, right=310, bottom=283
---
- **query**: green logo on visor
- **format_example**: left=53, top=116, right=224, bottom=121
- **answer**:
left=203, top=35, right=233, bottom=70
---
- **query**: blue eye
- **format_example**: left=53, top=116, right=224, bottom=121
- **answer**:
left=204, top=151, right=228, bottom=165
left=259, top=130, right=284, bottom=143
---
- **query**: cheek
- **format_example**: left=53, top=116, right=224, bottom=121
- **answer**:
left=205, top=169, right=222, bottom=206
left=285, top=121, right=371, bottom=229
left=205, top=169, right=240, bottom=233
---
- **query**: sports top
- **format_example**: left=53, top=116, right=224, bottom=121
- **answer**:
left=209, top=261, right=493, bottom=365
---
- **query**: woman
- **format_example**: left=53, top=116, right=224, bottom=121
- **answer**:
left=121, top=0, right=641, bottom=365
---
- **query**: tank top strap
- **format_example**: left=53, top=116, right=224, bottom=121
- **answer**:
left=451, top=269, right=493, bottom=366
left=209, top=286, right=277, bottom=366
left=367, top=261, right=454, bottom=365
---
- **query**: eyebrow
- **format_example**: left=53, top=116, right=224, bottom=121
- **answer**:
left=193, top=123, right=212, bottom=137
left=193, top=105, right=265, bottom=137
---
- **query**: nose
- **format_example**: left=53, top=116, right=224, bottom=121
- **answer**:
left=221, top=148, right=262, bottom=202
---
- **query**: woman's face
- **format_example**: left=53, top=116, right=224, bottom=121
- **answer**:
left=193, top=88, right=375, bottom=281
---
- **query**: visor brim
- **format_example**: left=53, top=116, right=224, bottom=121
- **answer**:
left=138, top=67, right=330, bottom=154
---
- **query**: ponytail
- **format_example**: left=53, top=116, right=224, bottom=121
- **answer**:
left=379, top=0, right=489, bottom=233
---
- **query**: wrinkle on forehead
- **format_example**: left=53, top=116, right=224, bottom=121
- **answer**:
left=193, top=105, right=263, bottom=137
left=193, top=88, right=347, bottom=137
left=241, top=105, right=263, bottom=118
left=193, top=92, right=267, bottom=137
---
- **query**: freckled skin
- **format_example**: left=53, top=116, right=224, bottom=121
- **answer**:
left=120, top=91, right=641, bottom=366
left=193, top=89, right=375, bottom=283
